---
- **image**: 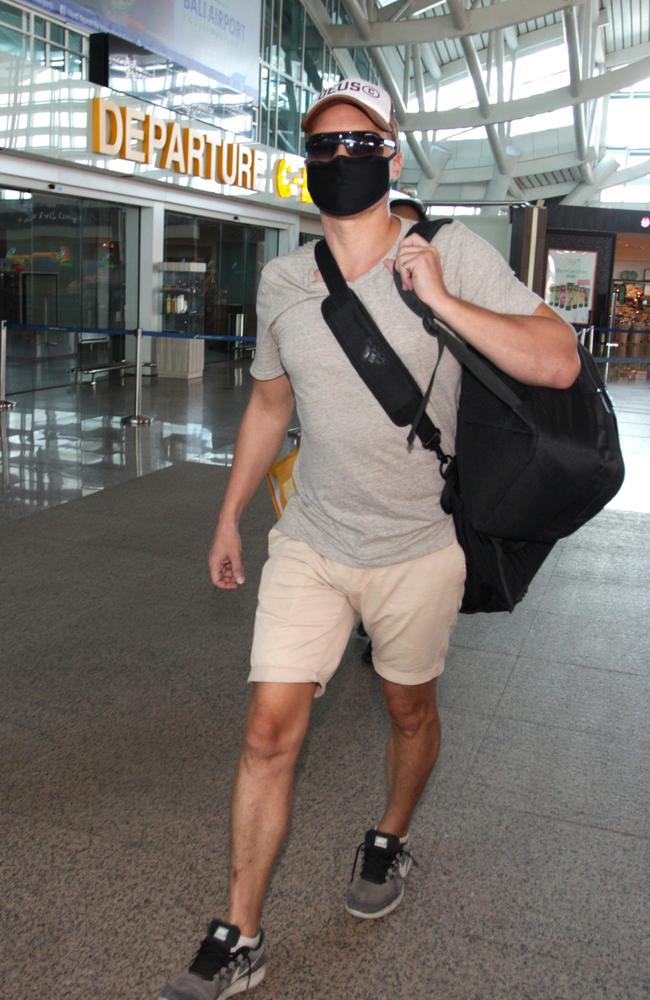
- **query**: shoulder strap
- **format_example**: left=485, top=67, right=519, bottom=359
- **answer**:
left=314, top=238, right=449, bottom=463
left=394, top=219, right=524, bottom=412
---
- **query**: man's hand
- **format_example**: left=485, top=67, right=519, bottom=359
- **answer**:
left=209, top=522, right=246, bottom=590
left=384, top=233, right=450, bottom=313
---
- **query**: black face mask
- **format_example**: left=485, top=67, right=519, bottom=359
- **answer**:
left=306, top=155, right=394, bottom=217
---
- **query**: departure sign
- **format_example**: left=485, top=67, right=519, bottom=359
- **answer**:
left=91, top=98, right=256, bottom=190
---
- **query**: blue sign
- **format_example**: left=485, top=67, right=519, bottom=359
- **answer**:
left=24, top=0, right=261, bottom=99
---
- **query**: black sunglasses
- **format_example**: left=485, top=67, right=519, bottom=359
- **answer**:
left=305, top=131, right=397, bottom=162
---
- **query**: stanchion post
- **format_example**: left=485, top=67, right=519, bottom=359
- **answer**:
left=121, top=327, right=153, bottom=426
left=604, top=337, right=618, bottom=385
left=0, top=319, right=16, bottom=410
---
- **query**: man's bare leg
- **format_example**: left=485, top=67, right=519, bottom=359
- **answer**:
left=377, top=678, right=441, bottom=837
left=227, top=681, right=316, bottom=936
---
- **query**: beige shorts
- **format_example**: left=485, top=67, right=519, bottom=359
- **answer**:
left=249, top=529, right=466, bottom=697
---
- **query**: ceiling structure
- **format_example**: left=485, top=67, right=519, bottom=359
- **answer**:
left=300, top=0, right=650, bottom=208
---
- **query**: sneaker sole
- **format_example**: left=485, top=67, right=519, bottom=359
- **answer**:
left=345, top=884, right=405, bottom=920
left=219, top=966, right=267, bottom=999
left=158, top=967, right=266, bottom=1000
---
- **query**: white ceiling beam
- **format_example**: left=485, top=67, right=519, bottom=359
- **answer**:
left=562, top=6, right=594, bottom=183
left=600, top=156, right=650, bottom=188
left=445, top=0, right=521, bottom=183
left=606, top=39, right=650, bottom=68
left=421, top=45, right=442, bottom=82
left=330, top=0, right=585, bottom=48
left=513, top=148, right=594, bottom=176
left=404, top=22, right=565, bottom=91
left=401, top=56, right=650, bottom=130
left=560, top=154, right=619, bottom=203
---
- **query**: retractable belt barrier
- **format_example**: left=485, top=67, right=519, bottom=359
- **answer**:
left=1, top=321, right=257, bottom=426
left=1, top=320, right=647, bottom=428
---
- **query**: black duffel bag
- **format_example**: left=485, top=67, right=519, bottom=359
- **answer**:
left=314, top=222, right=625, bottom=614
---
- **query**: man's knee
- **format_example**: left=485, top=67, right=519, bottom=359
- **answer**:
left=383, top=679, right=438, bottom=737
left=242, top=683, right=314, bottom=763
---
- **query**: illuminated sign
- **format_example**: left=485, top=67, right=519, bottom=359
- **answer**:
left=274, top=159, right=312, bottom=204
left=91, top=97, right=256, bottom=190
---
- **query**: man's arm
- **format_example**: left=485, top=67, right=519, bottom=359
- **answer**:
left=389, top=234, right=581, bottom=389
left=209, top=373, right=294, bottom=590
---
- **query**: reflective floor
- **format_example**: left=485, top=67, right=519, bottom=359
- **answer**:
left=0, top=364, right=648, bottom=519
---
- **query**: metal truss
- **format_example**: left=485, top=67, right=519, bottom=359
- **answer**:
left=296, top=0, right=650, bottom=206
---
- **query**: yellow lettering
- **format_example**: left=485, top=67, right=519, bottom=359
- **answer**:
left=274, top=159, right=293, bottom=198
left=203, top=134, right=220, bottom=180
left=183, top=128, right=206, bottom=177
left=120, top=106, right=146, bottom=163
left=161, top=122, right=186, bottom=173
left=218, top=142, right=238, bottom=185
left=144, top=115, right=166, bottom=164
left=238, top=146, right=255, bottom=190
left=91, top=97, right=122, bottom=156
left=299, top=166, right=313, bottom=203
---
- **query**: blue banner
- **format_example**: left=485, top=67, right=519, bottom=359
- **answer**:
left=24, top=0, right=261, bottom=99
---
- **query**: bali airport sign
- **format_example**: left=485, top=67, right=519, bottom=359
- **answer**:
left=91, top=97, right=312, bottom=204
left=25, top=0, right=261, bottom=100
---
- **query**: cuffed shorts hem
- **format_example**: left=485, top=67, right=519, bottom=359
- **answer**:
left=247, top=667, right=324, bottom=696
left=371, top=657, right=445, bottom=688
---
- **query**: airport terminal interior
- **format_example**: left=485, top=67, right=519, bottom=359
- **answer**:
left=1, top=0, right=649, bottom=998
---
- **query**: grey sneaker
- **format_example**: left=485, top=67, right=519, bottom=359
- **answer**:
left=345, top=829, right=416, bottom=920
left=159, top=920, right=266, bottom=1000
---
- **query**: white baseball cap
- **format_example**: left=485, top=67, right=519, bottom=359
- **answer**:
left=301, top=79, right=398, bottom=140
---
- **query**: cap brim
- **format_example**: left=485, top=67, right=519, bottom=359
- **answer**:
left=301, top=95, right=392, bottom=135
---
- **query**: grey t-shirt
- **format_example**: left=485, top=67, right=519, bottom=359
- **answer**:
left=251, top=218, right=542, bottom=567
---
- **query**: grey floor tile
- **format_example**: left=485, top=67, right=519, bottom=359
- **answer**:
left=414, top=801, right=650, bottom=997
left=537, top=576, right=650, bottom=619
left=438, top=646, right=517, bottom=717
left=552, top=544, right=650, bottom=586
left=521, top=609, right=650, bottom=675
left=496, top=656, right=650, bottom=745
left=451, top=603, right=538, bottom=656
left=460, top=716, right=650, bottom=837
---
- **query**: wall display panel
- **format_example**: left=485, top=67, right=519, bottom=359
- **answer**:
left=23, top=0, right=261, bottom=99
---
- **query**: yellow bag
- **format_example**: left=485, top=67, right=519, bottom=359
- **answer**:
left=266, top=448, right=298, bottom=519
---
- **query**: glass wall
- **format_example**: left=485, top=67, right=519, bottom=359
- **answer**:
left=0, top=189, right=139, bottom=392
left=0, top=1, right=87, bottom=77
left=163, top=213, right=279, bottom=361
left=258, top=0, right=379, bottom=154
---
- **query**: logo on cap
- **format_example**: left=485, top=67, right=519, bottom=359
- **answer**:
left=362, top=86, right=380, bottom=99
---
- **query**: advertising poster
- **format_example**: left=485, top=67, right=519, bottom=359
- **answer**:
left=545, top=249, right=597, bottom=325
left=24, top=0, right=261, bottom=99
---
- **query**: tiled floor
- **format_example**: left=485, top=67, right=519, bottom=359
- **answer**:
left=1, top=364, right=648, bottom=519
left=2, top=367, right=649, bottom=999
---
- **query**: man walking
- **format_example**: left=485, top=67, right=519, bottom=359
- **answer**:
left=159, top=79, right=579, bottom=1000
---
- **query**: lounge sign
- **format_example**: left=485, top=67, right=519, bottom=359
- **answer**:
left=91, top=97, right=257, bottom=190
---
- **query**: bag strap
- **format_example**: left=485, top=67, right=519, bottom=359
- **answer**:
left=315, top=238, right=451, bottom=469
left=395, top=220, right=524, bottom=412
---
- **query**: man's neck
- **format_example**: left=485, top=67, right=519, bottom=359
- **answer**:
left=320, top=205, right=401, bottom=282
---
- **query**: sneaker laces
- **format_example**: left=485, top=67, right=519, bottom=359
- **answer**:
left=189, top=936, right=253, bottom=986
left=350, top=840, right=417, bottom=886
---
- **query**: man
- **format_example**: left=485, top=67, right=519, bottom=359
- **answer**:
left=389, top=190, right=427, bottom=223
left=160, top=79, right=579, bottom=1000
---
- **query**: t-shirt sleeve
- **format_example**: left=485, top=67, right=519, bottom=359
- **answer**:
left=450, top=223, right=543, bottom=317
left=250, top=266, right=287, bottom=381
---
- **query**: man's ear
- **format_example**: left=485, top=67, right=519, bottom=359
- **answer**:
left=390, top=152, right=404, bottom=182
